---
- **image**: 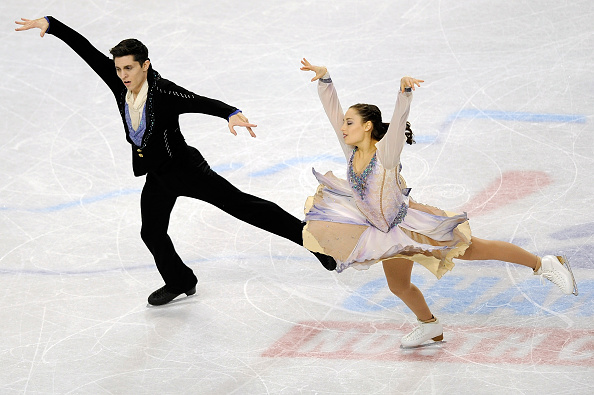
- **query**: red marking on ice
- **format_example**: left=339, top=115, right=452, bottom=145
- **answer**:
left=461, top=170, right=551, bottom=216
left=262, top=321, right=594, bottom=366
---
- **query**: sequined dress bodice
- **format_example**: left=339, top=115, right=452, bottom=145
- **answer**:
left=348, top=149, right=408, bottom=233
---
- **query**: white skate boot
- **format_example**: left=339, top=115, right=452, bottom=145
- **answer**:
left=401, top=317, right=443, bottom=348
left=535, top=255, right=578, bottom=296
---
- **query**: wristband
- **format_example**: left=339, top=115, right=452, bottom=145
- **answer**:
left=228, top=109, right=241, bottom=120
left=44, top=16, right=51, bottom=33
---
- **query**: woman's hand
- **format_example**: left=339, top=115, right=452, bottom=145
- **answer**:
left=300, top=58, right=328, bottom=82
left=15, top=17, right=49, bottom=37
left=228, top=112, right=257, bottom=138
left=400, top=76, right=424, bottom=92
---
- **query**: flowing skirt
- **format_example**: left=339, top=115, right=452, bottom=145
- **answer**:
left=303, top=170, right=472, bottom=277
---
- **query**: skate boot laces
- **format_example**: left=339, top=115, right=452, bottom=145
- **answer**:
left=538, top=255, right=578, bottom=296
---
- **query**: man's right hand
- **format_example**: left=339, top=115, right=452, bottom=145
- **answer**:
left=15, top=17, right=49, bottom=37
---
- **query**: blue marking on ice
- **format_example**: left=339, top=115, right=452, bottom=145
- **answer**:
left=447, top=109, right=587, bottom=124
left=549, top=222, right=594, bottom=240
left=250, top=154, right=345, bottom=177
left=1, top=163, right=243, bottom=213
left=32, top=188, right=141, bottom=213
left=343, top=273, right=592, bottom=316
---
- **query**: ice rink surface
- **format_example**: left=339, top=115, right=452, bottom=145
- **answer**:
left=1, top=0, right=593, bottom=393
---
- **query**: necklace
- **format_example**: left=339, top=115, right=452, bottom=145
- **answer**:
left=349, top=147, right=377, bottom=199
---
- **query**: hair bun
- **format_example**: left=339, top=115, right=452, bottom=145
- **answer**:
left=405, top=121, right=415, bottom=145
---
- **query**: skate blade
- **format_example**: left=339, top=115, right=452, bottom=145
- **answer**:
left=557, top=255, right=579, bottom=296
left=400, top=338, right=446, bottom=349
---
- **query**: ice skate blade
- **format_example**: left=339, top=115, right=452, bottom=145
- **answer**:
left=146, top=295, right=196, bottom=308
left=557, top=255, right=579, bottom=296
left=400, top=340, right=446, bottom=350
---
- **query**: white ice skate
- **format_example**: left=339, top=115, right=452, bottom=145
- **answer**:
left=401, top=317, right=443, bottom=348
left=535, top=255, right=578, bottom=296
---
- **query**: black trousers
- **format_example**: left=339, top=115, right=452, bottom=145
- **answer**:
left=140, top=147, right=304, bottom=293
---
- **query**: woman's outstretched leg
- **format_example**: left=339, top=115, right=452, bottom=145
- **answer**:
left=457, top=237, right=540, bottom=270
left=383, top=258, right=443, bottom=347
left=458, top=237, right=577, bottom=295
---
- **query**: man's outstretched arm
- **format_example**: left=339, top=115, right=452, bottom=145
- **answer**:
left=15, top=16, right=122, bottom=94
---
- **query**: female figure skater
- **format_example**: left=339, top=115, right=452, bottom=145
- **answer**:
left=12, top=16, right=337, bottom=306
left=300, top=59, right=578, bottom=348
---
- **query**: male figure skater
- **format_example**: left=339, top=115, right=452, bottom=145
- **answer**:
left=15, top=16, right=336, bottom=305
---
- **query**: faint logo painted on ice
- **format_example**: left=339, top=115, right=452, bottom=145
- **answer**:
left=461, top=170, right=551, bottom=216
left=262, top=321, right=594, bottom=366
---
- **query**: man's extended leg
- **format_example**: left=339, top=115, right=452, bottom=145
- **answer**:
left=179, top=157, right=336, bottom=270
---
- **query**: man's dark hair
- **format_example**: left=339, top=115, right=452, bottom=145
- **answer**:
left=109, top=39, right=149, bottom=65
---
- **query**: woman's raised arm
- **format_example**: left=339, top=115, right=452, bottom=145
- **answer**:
left=376, top=76, right=423, bottom=170
left=301, top=58, right=353, bottom=159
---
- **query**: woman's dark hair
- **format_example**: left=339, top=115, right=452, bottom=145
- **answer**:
left=109, top=39, right=149, bottom=65
left=349, top=104, right=415, bottom=145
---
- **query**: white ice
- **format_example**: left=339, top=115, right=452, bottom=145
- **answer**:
left=1, top=0, right=593, bottom=394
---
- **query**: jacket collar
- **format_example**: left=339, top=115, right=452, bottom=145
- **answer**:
left=147, top=64, right=161, bottom=87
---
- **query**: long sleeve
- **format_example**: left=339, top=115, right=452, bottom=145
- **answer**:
left=317, top=73, right=354, bottom=159
left=375, top=91, right=412, bottom=170
left=45, top=16, right=123, bottom=94
left=155, top=80, right=237, bottom=119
